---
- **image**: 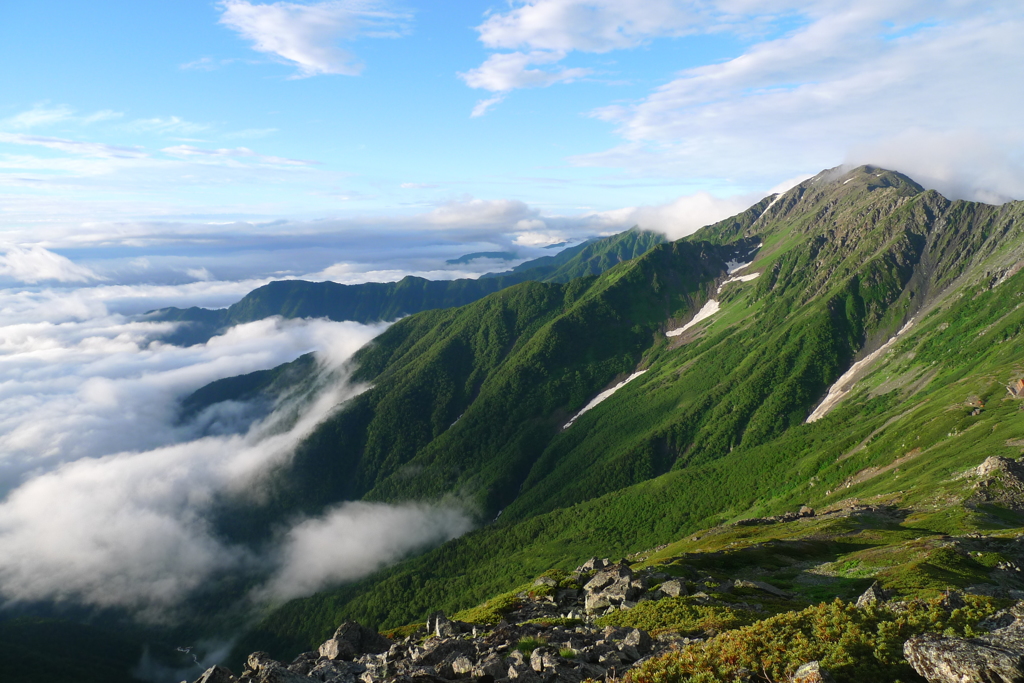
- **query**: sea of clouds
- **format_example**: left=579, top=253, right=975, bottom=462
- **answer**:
left=0, top=247, right=481, bottom=622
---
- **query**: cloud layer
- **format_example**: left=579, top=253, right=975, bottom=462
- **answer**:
left=0, top=277, right=472, bottom=618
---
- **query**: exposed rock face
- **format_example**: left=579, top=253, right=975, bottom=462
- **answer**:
left=904, top=633, right=1024, bottom=683
left=970, top=457, right=1024, bottom=512
left=904, top=605, right=1024, bottom=682
left=583, top=562, right=646, bottom=612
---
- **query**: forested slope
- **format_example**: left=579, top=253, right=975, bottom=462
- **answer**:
left=232, top=166, right=1024, bottom=659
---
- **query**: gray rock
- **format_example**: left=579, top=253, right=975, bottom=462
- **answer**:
left=321, top=621, right=392, bottom=661
left=578, top=558, right=610, bottom=572
left=623, top=629, right=652, bottom=654
left=854, top=581, right=889, bottom=608
left=616, top=644, right=641, bottom=663
left=473, top=654, right=507, bottom=680
left=789, top=661, right=834, bottom=683
left=583, top=564, right=644, bottom=612
left=307, top=660, right=358, bottom=683
left=530, top=646, right=560, bottom=672
left=414, top=639, right=476, bottom=667
left=451, top=656, right=475, bottom=676
left=193, top=665, right=237, bottom=683
left=659, top=580, right=686, bottom=598
left=320, top=638, right=358, bottom=661
left=904, top=632, right=1024, bottom=683
left=240, top=652, right=307, bottom=683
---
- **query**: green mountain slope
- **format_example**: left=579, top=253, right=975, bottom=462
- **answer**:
left=232, top=166, right=1024, bottom=658
left=147, top=229, right=664, bottom=346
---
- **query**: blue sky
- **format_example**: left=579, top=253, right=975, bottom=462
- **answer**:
left=2, top=1, right=1024, bottom=291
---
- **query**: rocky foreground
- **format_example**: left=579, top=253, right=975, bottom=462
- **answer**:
left=190, top=556, right=1024, bottom=683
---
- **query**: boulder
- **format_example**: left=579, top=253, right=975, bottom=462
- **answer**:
left=659, top=580, right=687, bottom=598
left=583, top=564, right=644, bottom=612
left=240, top=652, right=308, bottom=683
left=193, top=665, right=237, bottom=683
left=578, top=558, right=610, bottom=572
left=307, top=659, right=359, bottom=683
left=473, top=654, right=507, bottom=680
left=789, top=661, right=835, bottom=683
left=321, top=621, right=393, bottom=661
left=854, top=581, right=889, bottom=608
left=904, top=633, right=1024, bottom=683
left=623, top=629, right=653, bottom=655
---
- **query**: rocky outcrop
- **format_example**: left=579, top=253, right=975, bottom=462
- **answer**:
left=582, top=562, right=646, bottom=612
left=969, top=456, right=1024, bottom=512
left=854, top=581, right=890, bottom=608
left=904, top=603, right=1024, bottom=682
left=733, top=506, right=815, bottom=527
left=193, top=557, right=730, bottom=683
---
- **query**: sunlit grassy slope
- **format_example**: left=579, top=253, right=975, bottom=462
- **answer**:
left=230, top=165, right=1024, bottom=661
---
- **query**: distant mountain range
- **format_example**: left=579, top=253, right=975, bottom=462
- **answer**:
left=145, top=229, right=666, bottom=346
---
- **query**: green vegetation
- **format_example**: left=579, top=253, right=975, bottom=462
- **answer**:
left=515, top=636, right=547, bottom=655
left=40, top=167, right=1024, bottom=681
left=232, top=167, right=1024, bottom=663
left=629, top=597, right=1000, bottom=683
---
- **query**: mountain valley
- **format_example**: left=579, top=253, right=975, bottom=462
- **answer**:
left=11, top=165, right=1024, bottom=683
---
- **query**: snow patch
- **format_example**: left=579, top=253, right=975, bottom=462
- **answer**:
left=720, top=272, right=760, bottom=290
left=843, top=178, right=854, bottom=184
left=665, top=271, right=760, bottom=338
left=806, top=319, right=916, bottom=423
left=563, top=370, right=647, bottom=430
left=765, top=193, right=785, bottom=211
left=666, top=300, right=720, bottom=337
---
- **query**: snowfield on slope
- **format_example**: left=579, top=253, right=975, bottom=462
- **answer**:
left=563, top=370, right=647, bottom=429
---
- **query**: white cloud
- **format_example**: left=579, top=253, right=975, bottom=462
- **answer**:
left=0, top=105, right=123, bottom=129
left=81, top=110, right=124, bottom=125
left=460, top=0, right=707, bottom=112
left=161, top=144, right=317, bottom=167
left=426, top=198, right=539, bottom=227
left=257, top=501, right=472, bottom=602
left=0, top=104, right=76, bottom=129
left=0, top=132, right=147, bottom=159
left=474, top=0, right=700, bottom=53
left=459, top=50, right=590, bottom=93
left=0, top=246, right=105, bottom=283
left=217, top=0, right=412, bottom=78
left=470, top=95, right=506, bottom=118
left=846, top=129, right=1024, bottom=204
left=0, top=304, right=400, bottom=617
left=125, top=116, right=211, bottom=135
left=587, top=191, right=753, bottom=240
left=574, top=1, right=1024, bottom=198
left=185, top=267, right=215, bottom=281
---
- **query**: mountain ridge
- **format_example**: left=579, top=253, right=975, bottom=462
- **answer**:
left=146, top=229, right=666, bottom=346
